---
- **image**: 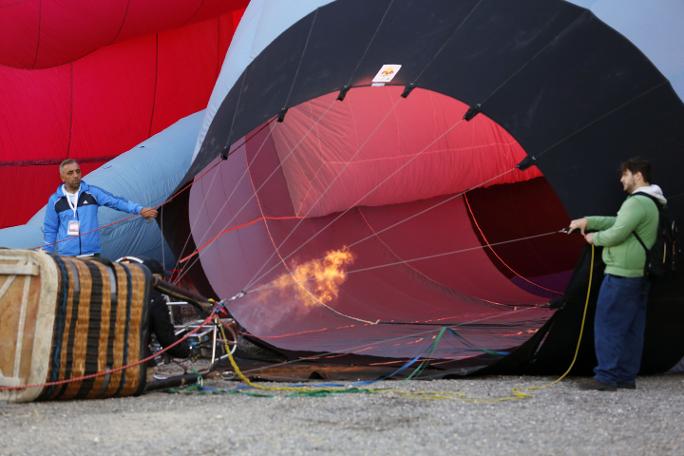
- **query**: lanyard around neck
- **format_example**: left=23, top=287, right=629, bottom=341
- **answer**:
left=63, top=185, right=80, bottom=216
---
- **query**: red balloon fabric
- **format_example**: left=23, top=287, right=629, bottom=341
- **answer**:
left=268, top=87, right=541, bottom=217
left=0, top=0, right=247, bottom=69
left=181, top=87, right=579, bottom=361
left=0, top=0, right=247, bottom=228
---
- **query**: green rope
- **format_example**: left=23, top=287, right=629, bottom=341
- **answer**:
left=164, top=383, right=380, bottom=398
left=406, top=326, right=448, bottom=380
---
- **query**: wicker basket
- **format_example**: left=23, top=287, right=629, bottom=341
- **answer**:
left=0, top=250, right=150, bottom=402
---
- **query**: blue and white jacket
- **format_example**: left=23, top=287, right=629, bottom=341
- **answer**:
left=43, top=181, right=143, bottom=256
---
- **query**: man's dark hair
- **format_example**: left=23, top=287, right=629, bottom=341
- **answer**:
left=619, top=157, right=652, bottom=183
left=59, top=158, right=79, bottom=170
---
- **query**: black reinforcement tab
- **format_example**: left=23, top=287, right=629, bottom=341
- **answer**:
left=337, top=85, right=350, bottom=101
left=516, top=155, right=537, bottom=170
left=463, top=103, right=481, bottom=121
left=400, top=83, right=416, bottom=98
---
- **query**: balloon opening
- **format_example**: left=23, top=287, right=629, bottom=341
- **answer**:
left=186, top=86, right=585, bottom=359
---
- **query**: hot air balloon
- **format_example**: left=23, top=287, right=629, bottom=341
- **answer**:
left=0, top=111, right=203, bottom=267
left=0, top=0, right=248, bottom=229
left=162, top=0, right=684, bottom=376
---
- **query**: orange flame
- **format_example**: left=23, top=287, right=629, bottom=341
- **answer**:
left=272, top=247, right=355, bottom=308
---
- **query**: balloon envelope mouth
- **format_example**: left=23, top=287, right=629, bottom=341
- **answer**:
left=185, top=85, right=584, bottom=361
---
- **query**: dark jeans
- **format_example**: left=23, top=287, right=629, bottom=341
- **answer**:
left=594, top=274, right=650, bottom=385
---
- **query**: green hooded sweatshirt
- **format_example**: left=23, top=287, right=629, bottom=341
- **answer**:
left=586, top=193, right=660, bottom=278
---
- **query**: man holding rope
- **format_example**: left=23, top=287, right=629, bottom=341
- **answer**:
left=569, top=158, right=665, bottom=391
left=43, top=159, right=158, bottom=256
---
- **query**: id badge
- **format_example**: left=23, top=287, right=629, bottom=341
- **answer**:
left=67, top=220, right=80, bottom=236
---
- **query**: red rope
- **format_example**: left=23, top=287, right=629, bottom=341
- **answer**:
left=178, top=214, right=302, bottom=264
left=0, top=312, right=216, bottom=393
left=36, top=117, right=276, bottom=252
left=35, top=214, right=138, bottom=251
left=33, top=158, right=225, bottom=251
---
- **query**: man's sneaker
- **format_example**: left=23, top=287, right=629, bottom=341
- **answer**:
left=578, top=379, right=617, bottom=392
left=617, top=381, right=636, bottom=390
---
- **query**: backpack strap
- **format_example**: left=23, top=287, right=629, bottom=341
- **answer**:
left=629, top=192, right=662, bottom=252
left=633, top=231, right=648, bottom=253
left=630, top=191, right=663, bottom=209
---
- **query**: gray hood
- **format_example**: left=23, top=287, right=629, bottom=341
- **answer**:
left=633, top=184, right=667, bottom=205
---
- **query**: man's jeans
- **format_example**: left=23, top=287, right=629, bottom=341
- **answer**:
left=594, top=274, right=650, bottom=385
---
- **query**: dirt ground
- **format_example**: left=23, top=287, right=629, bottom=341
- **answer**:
left=2, top=372, right=683, bottom=456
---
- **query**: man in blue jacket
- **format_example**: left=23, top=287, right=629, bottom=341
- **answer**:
left=43, top=159, right=158, bottom=256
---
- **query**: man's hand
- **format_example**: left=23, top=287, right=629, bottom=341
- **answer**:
left=568, top=217, right=588, bottom=234
left=584, top=232, right=595, bottom=245
left=140, top=207, right=158, bottom=219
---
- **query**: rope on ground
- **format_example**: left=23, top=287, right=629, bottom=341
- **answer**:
left=2, top=242, right=592, bottom=400
left=387, top=244, right=596, bottom=404
left=216, top=317, right=382, bottom=397
left=212, top=246, right=595, bottom=404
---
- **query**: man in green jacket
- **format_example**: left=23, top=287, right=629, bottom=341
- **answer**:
left=569, top=158, right=665, bottom=391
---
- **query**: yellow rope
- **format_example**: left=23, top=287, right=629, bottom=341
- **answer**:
left=387, top=245, right=596, bottom=404
left=516, top=244, right=596, bottom=391
left=219, top=245, right=596, bottom=403
left=217, top=317, right=382, bottom=394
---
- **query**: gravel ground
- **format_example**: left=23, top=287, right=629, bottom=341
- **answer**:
left=1, top=374, right=682, bottom=456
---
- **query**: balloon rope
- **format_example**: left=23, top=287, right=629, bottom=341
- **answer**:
left=240, top=94, right=406, bottom=291
left=535, top=81, right=668, bottom=162
left=170, top=120, right=278, bottom=281
left=355, top=207, right=518, bottom=310
left=171, top=97, right=340, bottom=285
left=169, top=117, right=278, bottom=280
left=347, top=169, right=515, bottom=250
left=409, top=0, right=484, bottom=84
left=243, top=106, right=470, bottom=292
left=347, top=231, right=561, bottom=276
left=343, top=0, right=396, bottom=87
left=170, top=158, right=223, bottom=277
left=225, top=305, right=545, bottom=380
left=246, top=230, right=562, bottom=295
left=170, top=65, right=254, bottom=273
left=180, top=1, right=323, bottom=270
left=281, top=9, right=318, bottom=110
left=176, top=0, right=400, bottom=283
left=164, top=127, right=266, bottom=270
left=462, top=192, right=563, bottom=295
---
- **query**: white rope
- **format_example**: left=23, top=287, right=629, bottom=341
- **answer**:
left=243, top=110, right=475, bottom=291
left=171, top=98, right=340, bottom=285
left=171, top=156, right=223, bottom=277
left=348, top=168, right=515, bottom=250
left=171, top=63, right=253, bottom=275
left=344, top=0, right=396, bottom=87
left=355, top=207, right=517, bottom=310
left=229, top=305, right=548, bottom=379
left=241, top=93, right=406, bottom=291
left=348, top=231, right=560, bottom=275
left=171, top=120, right=278, bottom=283
left=247, top=230, right=561, bottom=295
